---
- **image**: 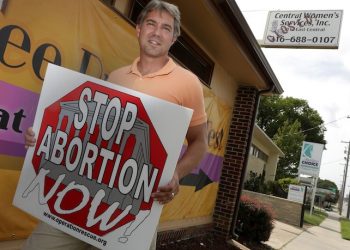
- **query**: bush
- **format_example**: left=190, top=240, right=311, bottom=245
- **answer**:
left=236, top=195, right=275, bottom=243
left=277, top=178, right=298, bottom=193
left=244, top=173, right=300, bottom=199
left=265, top=180, right=285, bottom=197
left=264, top=178, right=299, bottom=198
left=244, top=171, right=265, bottom=192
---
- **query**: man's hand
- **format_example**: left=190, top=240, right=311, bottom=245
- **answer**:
left=24, top=127, right=36, bottom=148
left=151, top=171, right=180, bottom=205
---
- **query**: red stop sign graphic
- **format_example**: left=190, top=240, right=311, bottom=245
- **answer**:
left=32, top=81, right=167, bottom=236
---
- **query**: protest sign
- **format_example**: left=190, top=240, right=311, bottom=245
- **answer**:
left=13, top=64, right=192, bottom=249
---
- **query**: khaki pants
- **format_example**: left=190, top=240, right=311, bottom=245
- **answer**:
left=23, top=222, right=157, bottom=250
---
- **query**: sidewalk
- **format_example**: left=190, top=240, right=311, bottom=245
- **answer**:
left=264, top=220, right=304, bottom=249
left=266, top=210, right=350, bottom=250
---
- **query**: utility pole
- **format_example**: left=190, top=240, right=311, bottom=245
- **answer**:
left=340, top=141, right=350, bottom=215
left=339, top=166, right=346, bottom=214
left=347, top=191, right=350, bottom=219
left=310, top=177, right=318, bottom=215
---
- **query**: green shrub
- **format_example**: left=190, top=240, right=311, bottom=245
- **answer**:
left=264, top=178, right=299, bottom=198
left=236, top=195, right=275, bottom=242
left=244, top=173, right=299, bottom=199
left=244, top=171, right=265, bottom=192
left=277, top=178, right=298, bottom=193
left=265, top=180, right=285, bottom=197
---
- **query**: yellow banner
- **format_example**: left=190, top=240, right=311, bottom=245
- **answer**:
left=204, top=88, right=232, bottom=157
left=161, top=88, right=232, bottom=224
left=0, top=0, right=139, bottom=240
left=0, top=0, right=138, bottom=93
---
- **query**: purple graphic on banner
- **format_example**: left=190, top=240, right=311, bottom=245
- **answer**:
left=0, top=81, right=39, bottom=157
left=180, top=146, right=223, bottom=182
left=193, top=152, right=223, bottom=182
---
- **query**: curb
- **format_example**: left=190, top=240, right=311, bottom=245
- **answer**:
left=227, top=239, right=250, bottom=250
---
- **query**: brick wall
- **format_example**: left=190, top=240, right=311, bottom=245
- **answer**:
left=242, top=190, right=303, bottom=227
left=212, top=86, right=259, bottom=239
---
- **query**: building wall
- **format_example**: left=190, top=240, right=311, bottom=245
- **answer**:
left=243, top=190, right=303, bottom=227
left=245, top=152, right=279, bottom=183
left=265, top=154, right=279, bottom=182
left=245, top=130, right=281, bottom=183
left=245, top=154, right=265, bottom=180
left=210, top=63, right=237, bottom=106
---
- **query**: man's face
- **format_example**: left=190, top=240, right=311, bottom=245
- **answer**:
left=136, top=10, right=176, bottom=58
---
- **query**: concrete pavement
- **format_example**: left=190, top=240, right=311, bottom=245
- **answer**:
left=1, top=210, right=350, bottom=250
left=266, top=210, right=350, bottom=250
left=264, top=220, right=304, bottom=249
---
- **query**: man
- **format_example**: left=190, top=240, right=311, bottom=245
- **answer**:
left=24, top=0, right=207, bottom=249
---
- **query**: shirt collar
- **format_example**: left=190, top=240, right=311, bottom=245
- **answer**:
left=129, top=57, right=176, bottom=78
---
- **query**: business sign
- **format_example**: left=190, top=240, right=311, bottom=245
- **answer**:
left=287, top=184, right=306, bottom=203
left=13, top=64, right=192, bottom=250
left=262, top=10, right=343, bottom=49
left=298, top=141, right=324, bottom=177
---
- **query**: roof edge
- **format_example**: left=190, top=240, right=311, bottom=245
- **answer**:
left=254, top=124, right=285, bottom=156
left=211, top=0, right=284, bottom=94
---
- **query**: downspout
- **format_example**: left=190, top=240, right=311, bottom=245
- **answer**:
left=230, top=84, right=276, bottom=239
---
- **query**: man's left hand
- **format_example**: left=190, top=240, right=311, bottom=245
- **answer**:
left=151, top=171, right=179, bottom=205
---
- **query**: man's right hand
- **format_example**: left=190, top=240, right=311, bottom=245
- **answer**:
left=24, top=127, right=36, bottom=148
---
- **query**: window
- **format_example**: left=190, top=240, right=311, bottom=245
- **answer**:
left=250, top=144, right=268, bottom=162
left=102, top=0, right=214, bottom=87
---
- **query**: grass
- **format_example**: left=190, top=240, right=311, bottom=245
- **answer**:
left=340, top=218, right=350, bottom=240
left=303, top=209, right=328, bottom=226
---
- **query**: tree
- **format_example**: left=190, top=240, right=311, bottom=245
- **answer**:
left=317, top=178, right=338, bottom=190
left=257, top=95, right=326, bottom=179
left=317, top=178, right=339, bottom=202
left=273, top=120, right=305, bottom=179
left=257, top=96, right=326, bottom=144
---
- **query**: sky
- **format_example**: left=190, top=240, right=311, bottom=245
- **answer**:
left=235, top=0, right=350, bottom=195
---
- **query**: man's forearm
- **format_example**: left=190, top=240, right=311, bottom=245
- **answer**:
left=175, top=140, right=207, bottom=179
left=175, top=123, right=208, bottom=179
